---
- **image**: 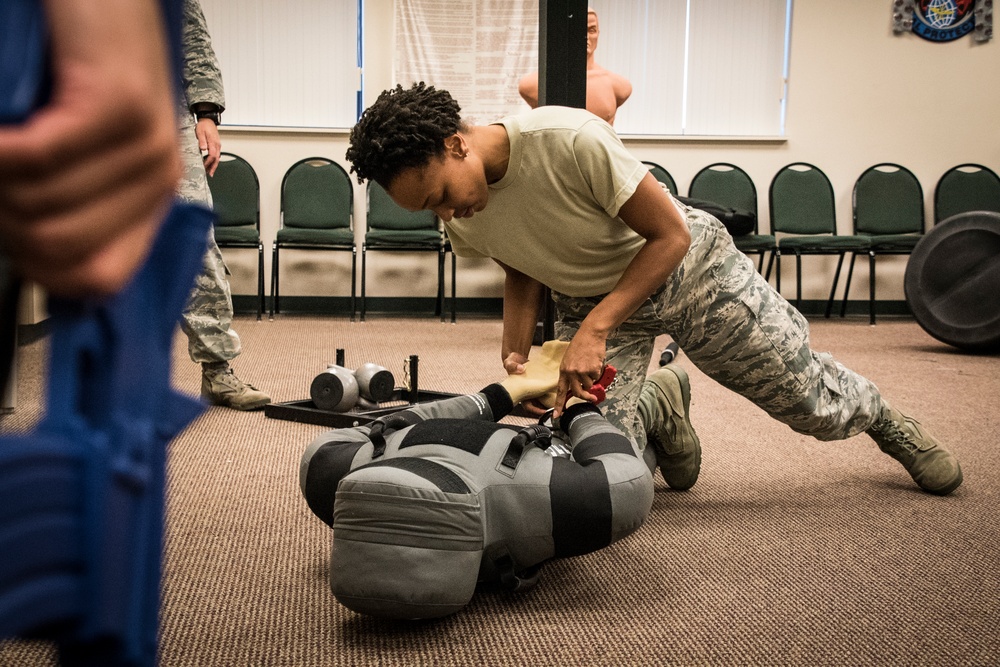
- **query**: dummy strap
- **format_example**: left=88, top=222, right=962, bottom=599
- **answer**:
left=500, top=424, right=552, bottom=470
left=367, top=410, right=424, bottom=458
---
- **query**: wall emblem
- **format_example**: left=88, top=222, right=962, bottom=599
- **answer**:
left=914, top=0, right=976, bottom=41
left=892, top=0, right=994, bottom=42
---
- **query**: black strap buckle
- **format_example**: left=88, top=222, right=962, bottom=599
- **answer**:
left=500, top=423, right=553, bottom=469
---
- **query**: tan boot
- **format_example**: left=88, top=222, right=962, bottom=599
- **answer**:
left=637, top=367, right=701, bottom=491
left=866, top=403, right=963, bottom=495
left=201, top=362, right=271, bottom=411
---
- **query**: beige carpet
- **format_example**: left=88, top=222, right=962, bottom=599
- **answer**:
left=2, top=315, right=999, bottom=666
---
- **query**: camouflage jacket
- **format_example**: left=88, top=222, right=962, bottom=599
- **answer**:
left=180, top=0, right=224, bottom=114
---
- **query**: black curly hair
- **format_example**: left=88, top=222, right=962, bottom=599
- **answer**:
left=346, top=82, right=465, bottom=187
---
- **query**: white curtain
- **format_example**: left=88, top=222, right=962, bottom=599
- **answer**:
left=199, top=0, right=789, bottom=134
left=588, top=0, right=688, bottom=135
left=393, top=0, right=539, bottom=125
left=200, top=0, right=359, bottom=128
left=589, top=0, right=789, bottom=136
left=684, top=0, right=788, bottom=136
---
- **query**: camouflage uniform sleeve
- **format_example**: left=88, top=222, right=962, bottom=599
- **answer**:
left=181, top=0, right=225, bottom=112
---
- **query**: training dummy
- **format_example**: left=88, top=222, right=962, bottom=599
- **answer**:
left=299, top=341, right=654, bottom=620
left=517, top=8, right=632, bottom=126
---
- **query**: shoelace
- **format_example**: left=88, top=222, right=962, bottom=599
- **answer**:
left=872, top=418, right=917, bottom=455
left=210, top=369, right=258, bottom=392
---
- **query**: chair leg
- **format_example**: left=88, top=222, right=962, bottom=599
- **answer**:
left=352, top=247, right=358, bottom=323
left=868, top=250, right=876, bottom=325
left=756, top=252, right=765, bottom=275
left=360, top=245, right=368, bottom=322
left=438, top=248, right=446, bottom=323
left=763, top=251, right=775, bottom=283
left=840, top=253, right=858, bottom=318
left=256, top=242, right=264, bottom=321
left=795, top=253, right=803, bottom=311
left=269, top=243, right=279, bottom=320
left=450, top=250, right=457, bottom=324
left=775, top=250, right=782, bottom=296
left=825, top=252, right=845, bottom=319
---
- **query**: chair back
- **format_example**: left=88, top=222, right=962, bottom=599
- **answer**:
left=769, top=163, right=836, bottom=235
left=281, top=157, right=353, bottom=230
left=934, top=163, right=1000, bottom=223
left=689, top=162, right=758, bottom=220
left=853, top=163, right=924, bottom=235
left=208, top=152, right=259, bottom=229
left=367, top=180, right=437, bottom=232
left=641, top=161, right=678, bottom=196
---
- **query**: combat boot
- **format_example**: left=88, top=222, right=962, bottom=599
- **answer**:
left=201, top=362, right=271, bottom=411
left=636, top=366, right=701, bottom=490
left=866, top=403, right=963, bottom=495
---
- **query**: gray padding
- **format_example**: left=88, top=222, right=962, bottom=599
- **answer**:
left=331, top=478, right=483, bottom=619
left=300, top=391, right=653, bottom=619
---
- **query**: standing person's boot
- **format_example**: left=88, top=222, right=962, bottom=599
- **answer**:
left=201, top=361, right=271, bottom=411
left=866, top=403, right=963, bottom=495
left=637, top=366, right=701, bottom=490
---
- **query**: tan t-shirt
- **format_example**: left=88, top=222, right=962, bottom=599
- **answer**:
left=443, top=106, right=648, bottom=297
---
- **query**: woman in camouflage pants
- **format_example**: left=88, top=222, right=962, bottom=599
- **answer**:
left=345, top=83, right=963, bottom=496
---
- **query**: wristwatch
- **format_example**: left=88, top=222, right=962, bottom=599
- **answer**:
left=194, top=108, right=222, bottom=125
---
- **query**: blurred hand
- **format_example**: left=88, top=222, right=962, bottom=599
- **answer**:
left=0, top=0, right=181, bottom=297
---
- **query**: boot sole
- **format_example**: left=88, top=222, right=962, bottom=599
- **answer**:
left=202, top=393, right=272, bottom=411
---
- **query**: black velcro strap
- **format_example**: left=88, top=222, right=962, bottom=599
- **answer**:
left=355, top=457, right=471, bottom=494
left=304, top=439, right=368, bottom=526
left=573, top=432, right=634, bottom=463
left=480, top=383, right=514, bottom=419
left=399, top=419, right=517, bottom=456
left=560, top=401, right=601, bottom=426
left=549, top=458, right=612, bottom=557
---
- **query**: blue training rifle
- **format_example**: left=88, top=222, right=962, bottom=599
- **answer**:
left=0, top=1, right=212, bottom=664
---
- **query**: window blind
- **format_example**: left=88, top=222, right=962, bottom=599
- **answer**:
left=199, top=0, right=359, bottom=128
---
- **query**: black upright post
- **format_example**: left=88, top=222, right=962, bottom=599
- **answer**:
left=538, top=0, right=588, bottom=108
left=536, top=0, right=587, bottom=343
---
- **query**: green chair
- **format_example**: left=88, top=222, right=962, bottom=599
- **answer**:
left=769, top=163, right=870, bottom=317
left=206, top=152, right=265, bottom=320
left=641, top=160, right=678, bottom=196
left=361, top=181, right=449, bottom=322
left=271, top=157, right=356, bottom=320
left=844, top=163, right=924, bottom=324
left=689, top=162, right=775, bottom=278
left=934, top=163, right=1000, bottom=223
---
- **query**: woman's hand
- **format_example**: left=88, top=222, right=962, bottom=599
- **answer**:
left=554, top=326, right=608, bottom=417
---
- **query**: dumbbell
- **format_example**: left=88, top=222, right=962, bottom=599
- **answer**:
left=310, top=362, right=396, bottom=412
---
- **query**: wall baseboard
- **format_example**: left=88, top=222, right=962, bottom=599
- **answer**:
left=791, top=299, right=911, bottom=318
left=238, top=295, right=506, bottom=318
left=234, top=295, right=911, bottom=321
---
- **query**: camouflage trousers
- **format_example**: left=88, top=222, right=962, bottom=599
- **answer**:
left=554, top=207, right=883, bottom=449
left=176, top=112, right=241, bottom=365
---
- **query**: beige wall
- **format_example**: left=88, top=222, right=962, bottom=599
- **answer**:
left=218, top=0, right=1000, bottom=305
